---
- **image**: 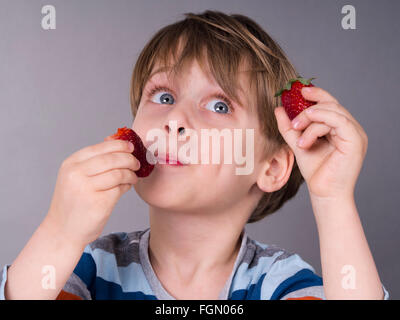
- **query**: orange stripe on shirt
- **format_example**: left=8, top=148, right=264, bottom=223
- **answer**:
left=56, top=289, right=82, bottom=300
left=286, top=296, right=323, bottom=300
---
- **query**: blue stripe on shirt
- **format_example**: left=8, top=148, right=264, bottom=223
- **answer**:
left=229, top=273, right=266, bottom=300
left=73, top=252, right=97, bottom=298
left=94, top=277, right=157, bottom=300
left=270, top=268, right=323, bottom=300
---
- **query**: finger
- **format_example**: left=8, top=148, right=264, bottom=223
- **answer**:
left=291, top=102, right=359, bottom=132
left=68, top=139, right=134, bottom=164
left=297, top=122, right=332, bottom=149
left=104, top=135, right=114, bottom=142
left=80, top=152, right=140, bottom=177
left=90, top=169, right=138, bottom=191
left=298, top=108, right=360, bottom=151
left=301, top=86, right=339, bottom=104
left=274, top=106, right=302, bottom=151
left=103, top=183, right=133, bottom=200
left=119, top=184, right=133, bottom=194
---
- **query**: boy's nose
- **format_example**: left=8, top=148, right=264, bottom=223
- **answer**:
left=165, top=124, right=185, bottom=135
left=162, top=97, right=193, bottom=136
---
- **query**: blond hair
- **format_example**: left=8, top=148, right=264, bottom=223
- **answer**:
left=129, top=10, right=304, bottom=223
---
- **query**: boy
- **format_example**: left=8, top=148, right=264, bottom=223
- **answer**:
left=0, top=10, right=388, bottom=300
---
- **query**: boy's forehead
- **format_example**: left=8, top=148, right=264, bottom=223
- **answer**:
left=148, top=59, right=208, bottom=83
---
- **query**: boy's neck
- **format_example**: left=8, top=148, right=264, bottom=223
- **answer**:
left=147, top=206, right=247, bottom=281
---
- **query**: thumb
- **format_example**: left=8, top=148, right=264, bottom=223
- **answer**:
left=274, top=106, right=301, bottom=151
left=104, top=135, right=114, bottom=142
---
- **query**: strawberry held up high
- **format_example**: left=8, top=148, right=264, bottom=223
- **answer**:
left=275, top=76, right=316, bottom=121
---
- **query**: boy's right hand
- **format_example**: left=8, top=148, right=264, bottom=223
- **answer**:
left=44, top=136, right=140, bottom=247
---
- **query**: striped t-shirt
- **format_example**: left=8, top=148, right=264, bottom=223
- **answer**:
left=0, top=228, right=389, bottom=300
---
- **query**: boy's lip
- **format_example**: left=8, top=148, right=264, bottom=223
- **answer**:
left=156, top=152, right=188, bottom=166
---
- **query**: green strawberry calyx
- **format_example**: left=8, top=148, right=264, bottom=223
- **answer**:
left=274, top=76, right=316, bottom=97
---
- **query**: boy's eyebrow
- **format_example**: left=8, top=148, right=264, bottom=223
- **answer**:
left=147, top=67, right=249, bottom=110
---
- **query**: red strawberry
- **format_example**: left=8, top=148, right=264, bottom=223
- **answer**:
left=110, top=127, right=155, bottom=178
left=275, top=76, right=316, bottom=121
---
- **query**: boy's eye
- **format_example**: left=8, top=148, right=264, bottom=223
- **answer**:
left=148, top=86, right=233, bottom=115
left=151, top=91, right=175, bottom=105
left=205, top=99, right=232, bottom=114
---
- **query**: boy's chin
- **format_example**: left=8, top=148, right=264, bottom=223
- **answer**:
left=142, top=196, right=194, bottom=213
left=134, top=183, right=192, bottom=208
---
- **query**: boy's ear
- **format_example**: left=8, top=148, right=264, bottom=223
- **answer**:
left=256, top=147, right=295, bottom=193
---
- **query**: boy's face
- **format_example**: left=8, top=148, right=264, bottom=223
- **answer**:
left=131, top=59, right=266, bottom=214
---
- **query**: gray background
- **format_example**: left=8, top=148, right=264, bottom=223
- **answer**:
left=1, top=0, right=399, bottom=298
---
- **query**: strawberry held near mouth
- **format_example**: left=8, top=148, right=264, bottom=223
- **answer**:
left=275, top=76, right=317, bottom=121
left=110, top=127, right=155, bottom=178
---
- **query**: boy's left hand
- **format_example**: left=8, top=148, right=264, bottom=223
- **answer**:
left=274, top=86, right=368, bottom=201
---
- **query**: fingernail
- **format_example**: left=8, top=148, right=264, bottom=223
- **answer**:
left=292, top=120, right=300, bottom=129
left=306, top=108, right=314, bottom=114
left=128, top=142, right=134, bottom=150
left=297, top=138, right=305, bottom=147
left=302, top=87, right=312, bottom=93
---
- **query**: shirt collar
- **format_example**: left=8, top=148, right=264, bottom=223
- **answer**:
left=139, top=227, right=249, bottom=300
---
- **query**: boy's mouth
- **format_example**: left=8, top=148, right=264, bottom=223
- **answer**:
left=156, top=152, right=188, bottom=166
